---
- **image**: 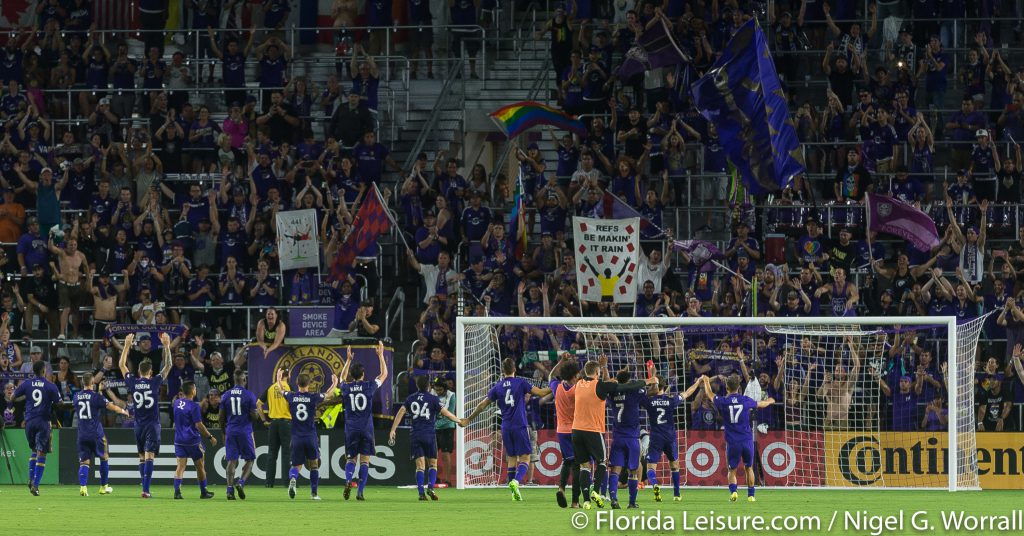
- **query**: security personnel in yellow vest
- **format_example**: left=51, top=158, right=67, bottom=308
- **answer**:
left=318, top=387, right=344, bottom=429
left=258, top=371, right=291, bottom=488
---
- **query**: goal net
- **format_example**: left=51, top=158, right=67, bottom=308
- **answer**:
left=455, top=316, right=985, bottom=491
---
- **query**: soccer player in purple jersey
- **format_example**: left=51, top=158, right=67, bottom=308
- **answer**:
left=388, top=375, right=462, bottom=501
left=74, top=372, right=130, bottom=496
left=117, top=332, right=173, bottom=498
left=462, top=358, right=552, bottom=501
left=219, top=369, right=267, bottom=500
left=607, top=369, right=649, bottom=509
left=172, top=382, right=218, bottom=500
left=277, top=367, right=338, bottom=500
left=340, top=342, right=388, bottom=501
left=12, top=359, right=62, bottom=496
left=703, top=374, right=775, bottom=502
left=642, top=375, right=703, bottom=502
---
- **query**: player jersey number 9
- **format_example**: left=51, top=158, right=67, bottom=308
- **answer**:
left=133, top=391, right=155, bottom=409
left=32, top=389, right=43, bottom=406
left=728, top=405, right=742, bottom=424
left=295, top=403, right=308, bottom=421
left=349, top=393, right=367, bottom=411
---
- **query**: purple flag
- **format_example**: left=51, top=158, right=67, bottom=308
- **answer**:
left=601, top=191, right=642, bottom=219
left=615, top=16, right=690, bottom=80
left=672, top=239, right=724, bottom=271
left=865, top=192, right=940, bottom=251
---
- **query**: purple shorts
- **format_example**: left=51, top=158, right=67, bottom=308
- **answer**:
left=609, top=436, right=641, bottom=471
left=134, top=423, right=161, bottom=454
left=174, top=443, right=205, bottom=461
left=25, top=420, right=52, bottom=452
left=557, top=432, right=574, bottom=461
left=225, top=432, right=256, bottom=462
left=726, top=440, right=755, bottom=470
left=647, top=434, right=678, bottom=463
left=409, top=433, right=438, bottom=460
left=78, top=436, right=107, bottom=461
left=501, top=427, right=532, bottom=457
left=344, top=429, right=375, bottom=457
left=291, top=436, right=320, bottom=466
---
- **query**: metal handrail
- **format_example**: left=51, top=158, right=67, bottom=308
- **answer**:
left=384, top=287, right=406, bottom=340
left=401, top=60, right=464, bottom=171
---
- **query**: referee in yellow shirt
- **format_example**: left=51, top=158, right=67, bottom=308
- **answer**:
left=259, top=371, right=291, bottom=488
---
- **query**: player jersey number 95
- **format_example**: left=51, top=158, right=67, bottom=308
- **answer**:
left=134, top=391, right=155, bottom=408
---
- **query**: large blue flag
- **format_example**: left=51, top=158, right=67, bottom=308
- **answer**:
left=690, top=19, right=804, bottom=195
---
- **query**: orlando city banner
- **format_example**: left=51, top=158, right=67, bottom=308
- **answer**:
left=247, top=344, right=393, bottom=416
left=276, top=209, right=320, bottom=271
left=572, top=217, right=639, bottom=303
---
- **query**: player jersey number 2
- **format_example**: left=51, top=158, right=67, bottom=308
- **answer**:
left=655, top=408, right=667, bottom=425
left=728, top=405, right=743, bottom=424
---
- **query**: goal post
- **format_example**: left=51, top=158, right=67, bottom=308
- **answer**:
left=454, top=315, right=985, bottom=491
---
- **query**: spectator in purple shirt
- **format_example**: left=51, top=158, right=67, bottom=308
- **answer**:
left=460, top=191, right=491, bottom=243
left=880, top=373, right=922, bottom=431
left=353, top=131, right=401, bottom=186
left=945, top=97, right=986, bottom=171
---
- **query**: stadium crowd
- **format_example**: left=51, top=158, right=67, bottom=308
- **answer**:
left=0, top=0, right=1022, bottom=463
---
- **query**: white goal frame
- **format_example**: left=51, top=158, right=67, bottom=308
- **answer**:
left=455, top=315, right=977, bottom=491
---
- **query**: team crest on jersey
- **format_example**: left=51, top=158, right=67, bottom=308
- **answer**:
left=877, top=201, right=893, bottom=218
left=276, top=346, right=345, bottom=393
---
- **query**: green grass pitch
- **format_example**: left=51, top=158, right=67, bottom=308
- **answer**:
left=2, top=485, right=1022, bottom=534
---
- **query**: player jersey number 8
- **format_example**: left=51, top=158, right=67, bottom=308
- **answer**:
left=295, top=403, right=308, bottom=421
left=134, top=391, right=155, bottom=408
left=349, top=393, right=367, bottom=411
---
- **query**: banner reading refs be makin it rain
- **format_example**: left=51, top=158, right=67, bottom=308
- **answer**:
left=573, top=217, right=639, bottom=303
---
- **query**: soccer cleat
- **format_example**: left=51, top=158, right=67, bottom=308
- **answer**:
left=227, top=493, right=236, bottom=500
left=200, top=491, right=215, bottom=499
left=582, top=501, right=592, bottom=510
left=729, top=492, right=738, bottom=502
left=30, top=486, right=40, bottom=497
left=589, top=490, right=605, bottom=508
left=652, top=484, right=662, bottom=502
left=356, top=494, right=365, bottom=501
left=173, top=491, right=182, bottom=500
left=311, top=495, right=321, bottom=501
left=99, top=485, right=113, bottom=495
left=427, top=489, right=438, bottom=501
left=343, top=482, right=352, bottom=500
left=236, top=484, right=246, bottom=500
left=610, top=499, right=621, bottom=509
left=556, top=490, right=568, bottom=508
left=627, top=503, right=639, bottom=509
left=673, top=496, right=682, bottom=502
left=508, top=479, right=522, bottom=501
left=80, top=486, right=89, bottom=496
left=419, top=494, right=428, bottom=501
left=748, top=496, right=757, bottom=503
left=288, top=478, right=296, bottom=499
left=141, top=492, right=151, bottom=499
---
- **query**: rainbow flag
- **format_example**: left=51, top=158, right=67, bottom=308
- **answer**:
left=508, top=172, right=527, bottom=260
left=489, top=101, right=587, bottom=139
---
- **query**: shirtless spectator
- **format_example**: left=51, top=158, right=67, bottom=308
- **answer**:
left=47, top=236, right=90, bottom=339
left=816, top=337, right=862, bottom=430
left=89, top=270, right=129, bottom=353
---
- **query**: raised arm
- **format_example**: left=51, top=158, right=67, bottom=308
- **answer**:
left=375, top=340, right=388, bottom=383
left=118, top=333, right=135, bottom=375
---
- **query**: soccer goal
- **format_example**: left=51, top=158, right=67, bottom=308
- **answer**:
left=455, top=316, right=986, bottom=491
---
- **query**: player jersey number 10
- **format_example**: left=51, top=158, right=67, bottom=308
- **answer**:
left=349, top=393, right=368, bottom=411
